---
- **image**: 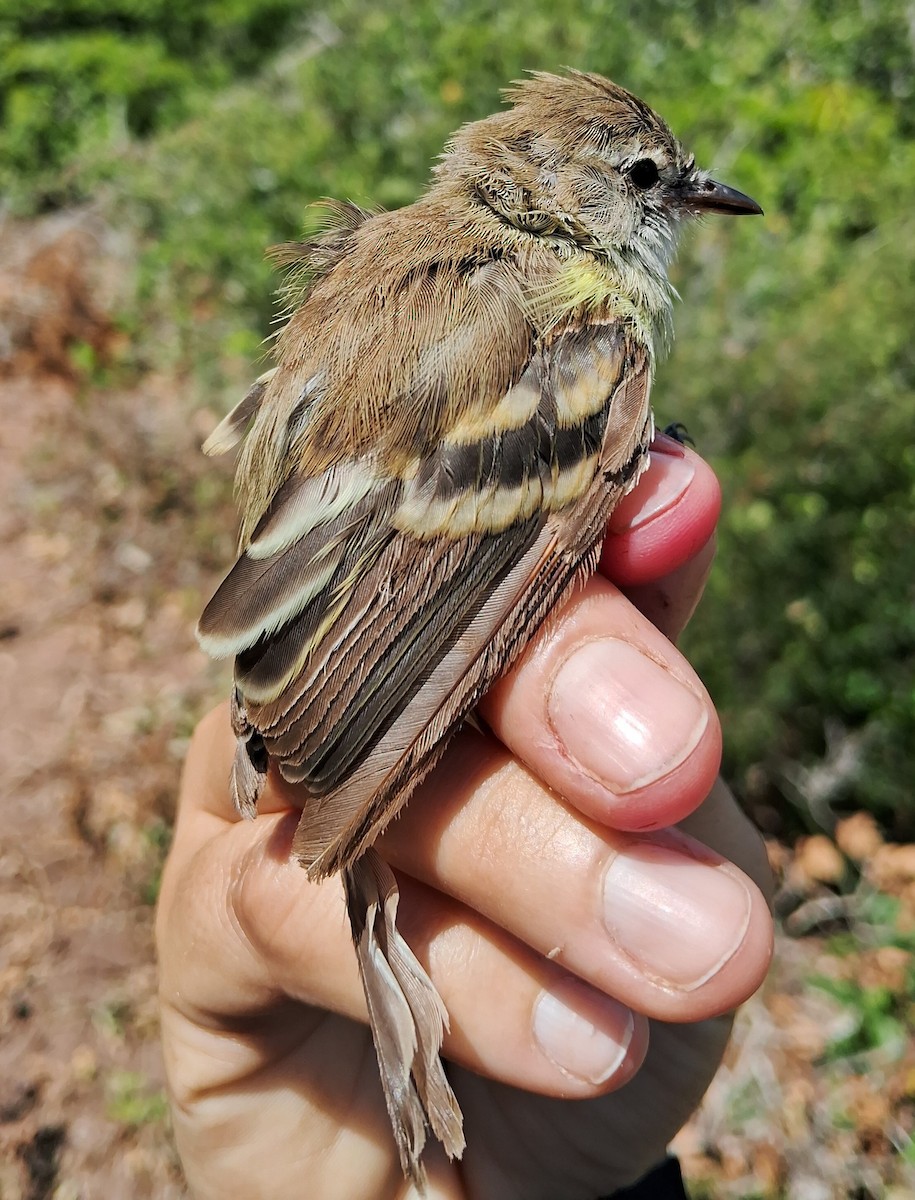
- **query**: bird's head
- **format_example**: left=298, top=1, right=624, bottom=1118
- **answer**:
left=434, top=70, right=761, bottom=278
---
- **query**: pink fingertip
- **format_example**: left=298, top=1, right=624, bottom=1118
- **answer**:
left=601, top=447, right=721, bottom=588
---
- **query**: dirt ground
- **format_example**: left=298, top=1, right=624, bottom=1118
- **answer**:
left=2, top=213, right=913, bottom=1200
left=0, top=212, right=222, bottom=1199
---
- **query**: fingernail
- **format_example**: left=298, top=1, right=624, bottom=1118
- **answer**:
left=651, top=431, right=688, bottom=458
left=603, top=841, right=752, bottom=989
left=547, top=640, right=707, bottom=793
left=533, top=977, right=634, bottom=1084
left=608, top=450, right=694, bottom=532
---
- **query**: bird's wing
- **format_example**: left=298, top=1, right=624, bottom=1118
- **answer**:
left=198, top=319, right=653, bottom=876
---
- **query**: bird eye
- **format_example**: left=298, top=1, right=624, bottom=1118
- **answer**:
left=628, top=159, right=660, bottom=190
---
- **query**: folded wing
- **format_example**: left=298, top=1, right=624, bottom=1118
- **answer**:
left=198, top=317, right=652, bottom=876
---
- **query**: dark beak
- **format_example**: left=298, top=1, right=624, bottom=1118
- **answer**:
left=674, top=177, right=763, bottom=216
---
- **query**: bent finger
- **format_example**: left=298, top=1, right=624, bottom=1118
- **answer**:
left=381, top=731, right=772, bottom=1024
left=481, top=573, right=722, bottom=832
left=158, top=757, right=649, bottom=1097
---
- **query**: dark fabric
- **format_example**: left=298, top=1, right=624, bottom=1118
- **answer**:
left=603, top=1155, right=689, bottom=1199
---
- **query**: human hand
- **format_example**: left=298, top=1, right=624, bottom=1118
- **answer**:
left=157, top=434, right=773, bottom=1200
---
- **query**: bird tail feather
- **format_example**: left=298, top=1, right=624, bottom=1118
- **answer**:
left=342, top=848, right=465, bottom=1189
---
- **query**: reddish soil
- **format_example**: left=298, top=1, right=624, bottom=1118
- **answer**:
left=0, top=213, right=228, bottom=1199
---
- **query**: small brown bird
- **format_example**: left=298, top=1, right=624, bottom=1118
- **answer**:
left=198, top=69, right=761, bottom=1185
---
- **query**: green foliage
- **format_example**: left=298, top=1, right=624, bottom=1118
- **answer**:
left=105, top=1070, right=169, bottom=1128
left=0, top=0, right=313, bottom=209
left=812, top=893, right=915, bottom=1062
left=812, top=973, right=911, bottom=1062
left=139, top=818, right=173, bottom=906
left=667, top=41, right=915, bottom=834
left=5, top=0, right=913, bottom=832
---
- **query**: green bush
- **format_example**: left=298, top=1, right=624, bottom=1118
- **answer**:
left=0, top=0, right=313, bottom=208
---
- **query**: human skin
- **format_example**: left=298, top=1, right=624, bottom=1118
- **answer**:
left=156, top=434, right=774, bottom=1200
